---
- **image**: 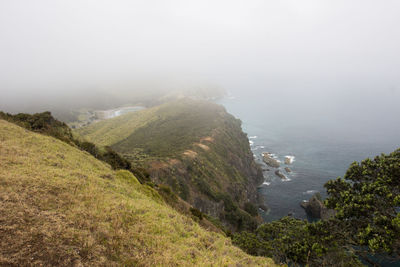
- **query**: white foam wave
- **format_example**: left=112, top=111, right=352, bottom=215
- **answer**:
left=303, top=190, right=318, bottom=195
left=249, top=136, right=258, bottom=139
left=285, top=155, right=295, bottom=164
left=262, top=181, right=271, bottom=186
left=249, top=140, right=254, bottom=146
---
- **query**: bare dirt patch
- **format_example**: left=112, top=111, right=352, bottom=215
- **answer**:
left=200, top=136, right=214, bottom=143
left=183, top=150, right=198, bottom=159
left=150, top=161, right=169, bottom=170
left=196, top=143, right=210, bottom=151
left=168, top=159, right=181, bottom=166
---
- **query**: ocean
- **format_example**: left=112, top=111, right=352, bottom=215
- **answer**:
left=218, top=90, right=400, bottom=221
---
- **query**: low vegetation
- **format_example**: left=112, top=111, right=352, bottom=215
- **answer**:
left=325, top=150, right=400, bottom=258
left=233, top=149, right=400, bottom=266
left=0, top=119, right=276, bottom=266
left=2, top=106, right=398, bottom=266
left=76, top=99, right=263, bottom=232
left=0, top=110, right=151, bottom=183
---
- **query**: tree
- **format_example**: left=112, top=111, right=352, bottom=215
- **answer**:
left=325, top=149, right=400, bottom=257
left=233, top=149, right=400, bottom=266
left=233, top=216, right=362, bottom=266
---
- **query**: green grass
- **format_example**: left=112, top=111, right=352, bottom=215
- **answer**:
left=0, top=119, right=276, bottom=266
left=75, top=105, right=162, bottom=147
left=76, top=99, right=227, bottom=157
left=75, top=99, right=263, bottom=231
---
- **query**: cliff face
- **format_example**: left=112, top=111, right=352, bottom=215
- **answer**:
left=77, top=99, right=264, bottom=231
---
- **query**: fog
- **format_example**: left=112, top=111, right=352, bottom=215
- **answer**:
left=1, top=0, right=400, bottom=122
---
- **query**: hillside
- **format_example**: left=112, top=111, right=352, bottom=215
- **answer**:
left=0, top=119, right=276, bottom=266
left=76, top=99, right=264, bottom=231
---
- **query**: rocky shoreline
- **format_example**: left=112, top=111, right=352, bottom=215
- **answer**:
left=262, top=152, right=280, bottom=168
left=300, top=193, right=336, bottom=220
left=261, top=152, right=294, bottom=180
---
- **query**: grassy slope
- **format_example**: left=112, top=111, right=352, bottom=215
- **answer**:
left=0, top=120, right=275, bottom=266
left=75, top=105, right=162, bottom=148
left=75, top=99, right=262, bottom=231
left=76, top=99, right=226, bottom=158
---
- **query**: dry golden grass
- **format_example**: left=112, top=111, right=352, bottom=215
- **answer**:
left=0, top=120, right=276, bottom=266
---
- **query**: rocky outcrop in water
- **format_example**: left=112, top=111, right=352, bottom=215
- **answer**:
left=262, top=153, right=280, bottom=168
left=285, top=167, right=292, bottom=173
left=275, top=170, right=287, bottom=180
left=300, top=193, right=336, bottom=220
left=284, top=156, right=294, bottom=165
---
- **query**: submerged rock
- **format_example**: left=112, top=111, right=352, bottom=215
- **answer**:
left=300, top=193, right=336, bottom=220
left=262, top=152, right=280, bottom=168
left=285, top=167, right=292, bottom=173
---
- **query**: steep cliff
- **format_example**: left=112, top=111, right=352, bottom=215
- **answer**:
left=77, top=99, right=264, bottom=231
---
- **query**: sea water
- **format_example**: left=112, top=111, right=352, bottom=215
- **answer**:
left=218, top=91, right=400, bottom=221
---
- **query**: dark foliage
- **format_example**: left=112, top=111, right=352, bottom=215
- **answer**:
left=244, top=202, right=259, bottom=217
left=0, top=111, right=149, bottom=184
left=190, top=207, right=204, bottom=220
left=234, top=149, right=400, bottom=266
left=195, top=177, right=218, bottom=201
left=325, top=149, right=400, bottom=257
left=158, top=184, right=178, bottom=203
left=233, top=217, right=363, bottom=266
left=177, top=178, right=190, bottom=201
left=79, top=141, right=101, bottom=158
left=129, top=167, right=152, bottom=184
left=215, top=193, right=258, bottom=232
left=102, top=146, right=132, bottom=170
left=0, top=111, right=74, bottom=144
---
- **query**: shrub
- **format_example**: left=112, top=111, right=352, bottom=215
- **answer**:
left=233, top=217, right=363, bottom=266
left=158, top=185, right=178, bottom=202
left=190, top=207, right=203, bottom=220
left=79, top=141, right=101, bottom=158
left=130, top=166, right=151, bottom=183
left=102, top=146, right=132, bottom=170
left=244, top=202, right=259, bottom=217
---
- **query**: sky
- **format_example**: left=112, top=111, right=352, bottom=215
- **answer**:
left=0, top=0, right=400, bottom=112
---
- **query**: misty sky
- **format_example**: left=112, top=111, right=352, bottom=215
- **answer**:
left=1, top=0, right=400, bottom=112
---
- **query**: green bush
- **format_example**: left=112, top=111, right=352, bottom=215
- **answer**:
left=233, top=217, right=362, bottom=266
left=102, top=146, right=132, bottom=170
left=158, top=185, right=178, bottom=202
left=130, top=166, right=151, bottom=184
left=325, top=149, right=400, bottom=255
left=244, top=202, right=259, bottom=217
left=79, top=141, right=101, bottom=158
left=0, top=111, right=150, bottom=187
left=190, top=207, right=203, bottom=220
left=0, top=111, right=74, bottom=144
left=232, top=231, right=269, bottom=256
left=234, top=149, right=400, bottom=265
